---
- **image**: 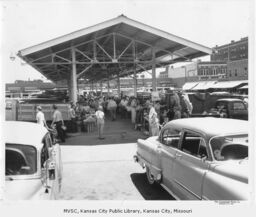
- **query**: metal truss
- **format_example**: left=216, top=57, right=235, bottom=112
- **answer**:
left=28, top=32, right=192, bottom=82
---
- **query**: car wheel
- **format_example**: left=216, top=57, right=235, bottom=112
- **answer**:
left=146, top=166, right=155, bottom=185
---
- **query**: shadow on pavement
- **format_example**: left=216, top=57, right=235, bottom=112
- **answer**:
left=130, top=173, right=175, bottom=200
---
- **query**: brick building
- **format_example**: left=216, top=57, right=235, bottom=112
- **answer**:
left=159, top=69, right=168, bottom=78
left=197, top=61, right=227, bottom=81
left=166, top=37, right=248, bottom=88
left=211, top=37, right=248, bottom=80
left=211, top=37, right=248, bottom=62
left=227, top=59, right=248, bottom=81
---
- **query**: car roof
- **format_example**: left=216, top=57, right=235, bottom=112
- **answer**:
left=4, top=121, right=48, bottom=149
left=216, top=98, right=243, bottom=102
left=164, top=118, right=248, bottom=137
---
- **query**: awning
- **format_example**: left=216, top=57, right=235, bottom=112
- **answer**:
left=239, top=85, right=248, bottom=89
left=211, top=80, right=248, bottom=89
left=18, top=15, right=212, bottom=83
left=192, top=81, right=217, bottom=90
left=182, top=82, right=199, bottom=90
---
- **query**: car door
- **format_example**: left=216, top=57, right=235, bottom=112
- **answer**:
left=230, top=101, right=248, bottom=120
left=159, top=127, right=181, bottom=190
left=171, top=130, right=210, bottom=200
left=48, top=133, right=63, bottom=193
left=40, top=134, right=59, bottom=199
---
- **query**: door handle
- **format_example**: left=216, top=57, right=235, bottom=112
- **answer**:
left=156, top=146, right=161, bottom=153
left=175, top=153, right=182, bottom=158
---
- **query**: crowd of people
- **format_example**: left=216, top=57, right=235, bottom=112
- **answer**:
left=35, top=90, right=194, bottom=142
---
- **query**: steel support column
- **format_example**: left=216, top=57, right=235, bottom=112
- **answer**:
left=117, top=72, right=121, bottom=98
left=100, top=81, right=103, bottom=96
left=113, top=33, right=116, bottom=60
left=71, top=47, right=78, bottom=103
left=67, top=78, right=72, bottom=102
left=134, top=68, right=137, bottom=97
left=132, top=40, right=137, bottom=97
left=107, top=79, right=110, bottom=95
left=95, top=82, right=98, bottom=93
left=152, top=47, right=157, bottom=91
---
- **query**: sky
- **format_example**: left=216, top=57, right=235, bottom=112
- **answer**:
left=0, top=0, right=252, bottom=83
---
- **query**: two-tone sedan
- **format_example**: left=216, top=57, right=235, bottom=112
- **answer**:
left=134, top=118, right=249, bottom=200
left=4, top=121, right=63, bottom=200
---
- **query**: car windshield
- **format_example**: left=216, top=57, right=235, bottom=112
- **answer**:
left=210, top=134, right=248, bottom=161
left=6, top=143, right=37, bottom=176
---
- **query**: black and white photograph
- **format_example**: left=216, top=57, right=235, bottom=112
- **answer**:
left=0, top=0, right=255, bottom=216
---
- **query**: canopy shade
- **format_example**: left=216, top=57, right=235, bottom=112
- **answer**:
left=211, top=80, right=248, bottom=89
left=182, top=82, right=199, bottom=90
left=18, top=15, right=212, bottom=83
left=183, top=80, right=248, bottom=91
left=239, top=85, right=248, bottom=89
left=192, top=81, right=217, bottom=90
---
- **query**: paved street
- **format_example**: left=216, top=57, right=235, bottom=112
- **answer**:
left=59, top=117, right=175, bottom=200
left=59, top=144, right=174, bottom=200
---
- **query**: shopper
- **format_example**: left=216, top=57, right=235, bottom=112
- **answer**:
left=168, top=91, right=181, bottom=120
left=107, top=97, right=117, bottom=121
left=36, top=106, right=48, bottom=129
left=119, top=97, right=127, bottom=118
left=130, top=97, right=137, bottom=125
left=182, top=93, right=193, bottom=117
left=135, top=100, right=143, bottom=130
left=51, top=104, right=65, bottom=142
left=148, top=103, right=160, bottom=136
left=154, top=101, right=161, bottom=119
left=95, top=106, right=105, bottom=139
left=68, top=103, right=77, bottom=133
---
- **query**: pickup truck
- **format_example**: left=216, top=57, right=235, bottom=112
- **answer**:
left=5, top=98, right=69, bottom=121
left=191, top=98, right=248, bottom=120
left=213, top=98, right=248, bottom=120
left=134, top=118, right=249, bottom=200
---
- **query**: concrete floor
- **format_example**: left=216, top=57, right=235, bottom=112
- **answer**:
left=63, top=115, right=148, bottom=146
left=59, top=144, right=174, bottom=200
left=59, top=116, right=174, bottom=200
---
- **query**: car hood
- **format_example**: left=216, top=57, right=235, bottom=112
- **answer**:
left=212, top=160, right=248, bottom=183
left=5, top=178, right=43, bottom=200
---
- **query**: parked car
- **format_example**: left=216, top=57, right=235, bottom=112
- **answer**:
left=4, top=121, right=63, bottom=200
left=191, top=98, right=248, bottom=120
left=134, top=118, right=248, bottom=200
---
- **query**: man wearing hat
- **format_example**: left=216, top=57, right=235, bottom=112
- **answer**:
left=168, top=90, right=181, bottom=120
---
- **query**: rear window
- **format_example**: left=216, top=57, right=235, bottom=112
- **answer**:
left=210, top=134, right=248, bottom=161
left=6, top=143, right=37, bottom=176
left=233, top=102, right=246, bottom=110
